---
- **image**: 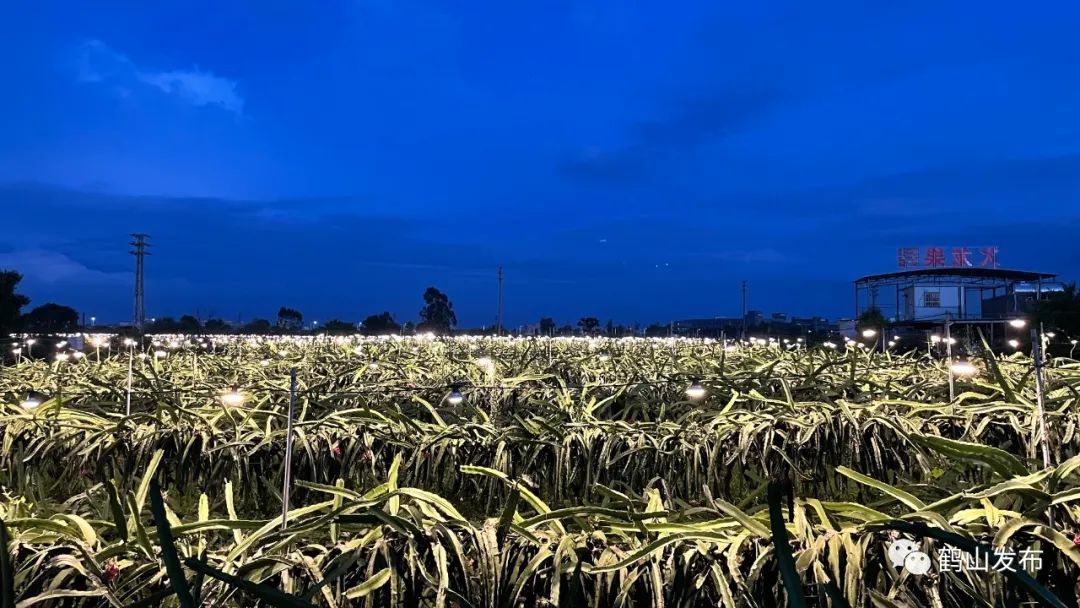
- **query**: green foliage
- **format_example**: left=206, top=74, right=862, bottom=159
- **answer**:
left=0, top=336, right=1079, bottom=605
left=22, top=303, right=79, bottom=332
left=0, top=270, right=29, bottom=335
left=418, top=287, right=456, bottom=332
left=362, top=311, right=400, bottom=334
left=857, top=306, right=887, bottom=330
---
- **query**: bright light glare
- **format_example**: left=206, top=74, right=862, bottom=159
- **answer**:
left=221, top=388, right=245, bottom=406
left=861, top=329, right=877, bottom=338
left=950, top=359, right=978, bottom=377
left=685, top=380, right=706, bottom=400
left=930, top=335, right=941, bottom=344
left=1008, top=339, right=1020, bottom=349
left=1009, top=319, right=1027, bottom=328
left=20, top=395, right=41, bottom=409
left=447, top=387, right=464, bottom=405
left=597, top=353, right=611, bottom=362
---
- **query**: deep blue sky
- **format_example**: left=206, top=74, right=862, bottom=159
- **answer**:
left=2, top=2, right=1079, bottom=327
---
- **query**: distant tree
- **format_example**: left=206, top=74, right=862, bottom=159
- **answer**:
left=240, top=319, right=273, bottom=334
left=0, top=271, right=30, bottom=335
left=277, top=307, right=303, bottom=331
left=418, top=287, right=457, bottom=333
left=321, top=319, right=356, bottom=335
left=22, top=303, right=78, bottom=332
left=403, top=321, right=416, bottom=334
left=577, top=317, right=600, bottom=335
left=857, top=307, right=887, bottom=332
left=605, top=319, right=615, bottom=335
left=149, top=317, right=180, bottom=333
left=362, top=312, right=400, bottom=334
left=557, top=324, right=574, bottom=336
left=179, top=315, right=202, bottom=334
left=204, top=318, right=230, bottom=333
left=539, top=317, right=556, bottom=335
left=644, top=323, right=669, bottom=337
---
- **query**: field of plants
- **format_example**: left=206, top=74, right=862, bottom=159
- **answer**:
left=3, top=334, right=1080, bottom=607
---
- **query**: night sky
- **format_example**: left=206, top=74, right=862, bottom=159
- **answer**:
left=2, top=2, right=1079, bottom=327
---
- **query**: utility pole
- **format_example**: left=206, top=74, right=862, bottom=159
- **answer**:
left=741, top=280, right=748, bottom=340
left=130, top=234, right=150, bottom=331
left=495, top=265, right=504, bottom=336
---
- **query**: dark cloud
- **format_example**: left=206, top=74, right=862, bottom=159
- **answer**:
left=558, top=86, right=784, bottom=185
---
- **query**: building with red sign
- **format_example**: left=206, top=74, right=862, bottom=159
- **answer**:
left=854, top=267, right=1061, bottom=328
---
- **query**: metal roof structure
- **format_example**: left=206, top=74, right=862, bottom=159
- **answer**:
left=854, top=267, right=1058, bottom=325
left=855, top=267, right=1056, bottom=285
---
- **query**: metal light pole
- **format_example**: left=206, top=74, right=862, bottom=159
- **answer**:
left=281, top=367, right=298, bottom=530
left=1031, top=326, right=1052, bottom=468
left=125, top=345, right=134, bottom=417
left=945, top=316, right=955, bottom=402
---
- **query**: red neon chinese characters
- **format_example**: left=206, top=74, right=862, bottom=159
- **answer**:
left=951, top=247, right=972, bottom=267
left=924, top=247, right=946, bottom=267
left=897, top=247, right=920, bottom=268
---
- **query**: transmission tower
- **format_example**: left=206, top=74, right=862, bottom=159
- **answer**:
left=130, top=234, right=151, bottom=330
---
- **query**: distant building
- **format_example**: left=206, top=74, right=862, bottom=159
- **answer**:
left=673, top=317, right=743, bottom=337
left=771, top=312, right=788, bottom=322
left=855, top=267, right=1061, bottom=323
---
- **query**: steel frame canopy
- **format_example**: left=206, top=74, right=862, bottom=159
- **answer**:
left=854, top=267, right=1056, bottom=323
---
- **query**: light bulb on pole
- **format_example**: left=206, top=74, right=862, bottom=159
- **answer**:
left=20, top=392, right=43, bottom=410
left=685, top=379, right=706, bottom=400
left=949, top=358, right=977, bottom=377
left=447, top=384, right=464, bottom=405
left=221, top=386, right=246, bottom=406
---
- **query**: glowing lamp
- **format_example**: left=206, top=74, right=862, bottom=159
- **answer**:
left=950, top=359, right=977, bottom=377
left=685, top=379, right=706, bottom=400
left=221, top=387, right=245, bottom=406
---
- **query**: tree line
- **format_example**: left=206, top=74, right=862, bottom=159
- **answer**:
left=0, top=271, right=80, bottom=334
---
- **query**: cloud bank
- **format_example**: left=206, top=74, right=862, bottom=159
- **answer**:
left=75, top=39, right=244, bottom=115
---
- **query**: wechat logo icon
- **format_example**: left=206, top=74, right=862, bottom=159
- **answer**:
left=888, top=539, right=932, bottom=575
